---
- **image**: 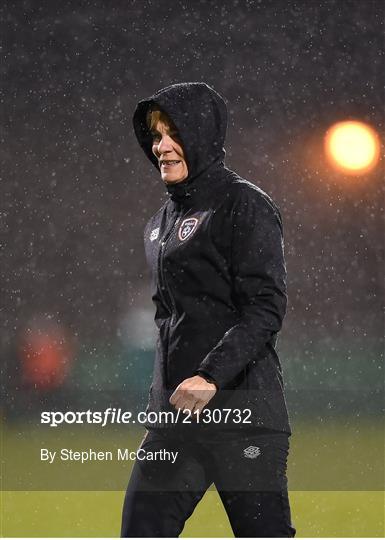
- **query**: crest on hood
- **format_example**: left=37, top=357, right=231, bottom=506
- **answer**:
left=132, top=82, right=227, bottom=183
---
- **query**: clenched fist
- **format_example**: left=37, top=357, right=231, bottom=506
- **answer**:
left=169, top=375, right=217, bottom=416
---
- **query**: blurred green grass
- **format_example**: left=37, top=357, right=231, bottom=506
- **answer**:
left=3, top=419, right=383, bottom=491
left=1, top=419, right=384, bottom=536
left=2, top=490, right=384, bottom=537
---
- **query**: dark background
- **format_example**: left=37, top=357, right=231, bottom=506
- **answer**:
left=2, top=0, right=383, bottom=409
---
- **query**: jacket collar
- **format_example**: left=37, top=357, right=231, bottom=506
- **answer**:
left=165, top=160, right=231, bottom=209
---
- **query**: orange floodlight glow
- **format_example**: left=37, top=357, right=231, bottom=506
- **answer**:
left=324, top=121, right=380, bottom=174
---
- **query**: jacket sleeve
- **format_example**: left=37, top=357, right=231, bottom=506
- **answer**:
left=195, top=188, right=288, bottom=389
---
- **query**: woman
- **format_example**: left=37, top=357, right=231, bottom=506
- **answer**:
left=121, top=82, right=296, bottom=537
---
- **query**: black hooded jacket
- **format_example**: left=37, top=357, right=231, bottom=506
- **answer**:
left=133, top=82, right=291, bottom=435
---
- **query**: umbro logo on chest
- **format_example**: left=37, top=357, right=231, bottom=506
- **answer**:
left=178, top=217, right=199, bottom=241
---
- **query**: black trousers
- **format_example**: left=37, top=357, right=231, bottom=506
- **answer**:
left=121, top=427, right=296, bottom=538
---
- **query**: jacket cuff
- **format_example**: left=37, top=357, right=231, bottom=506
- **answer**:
left=195, top=369, right=220, bottom=391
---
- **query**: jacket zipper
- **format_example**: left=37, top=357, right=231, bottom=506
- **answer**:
left=158, top=206, right=183, bottom=326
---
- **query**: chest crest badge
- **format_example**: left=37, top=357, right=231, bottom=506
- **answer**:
left=178, top=217, right=199, bottom=241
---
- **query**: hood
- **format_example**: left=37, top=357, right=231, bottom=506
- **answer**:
left=132, top=82, right=227, bottom=186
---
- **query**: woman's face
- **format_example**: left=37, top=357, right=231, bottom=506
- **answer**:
left=151, top=120, right=188, bottom=184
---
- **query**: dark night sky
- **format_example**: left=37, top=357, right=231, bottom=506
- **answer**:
left=2, top=0, right=384, bottom=388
